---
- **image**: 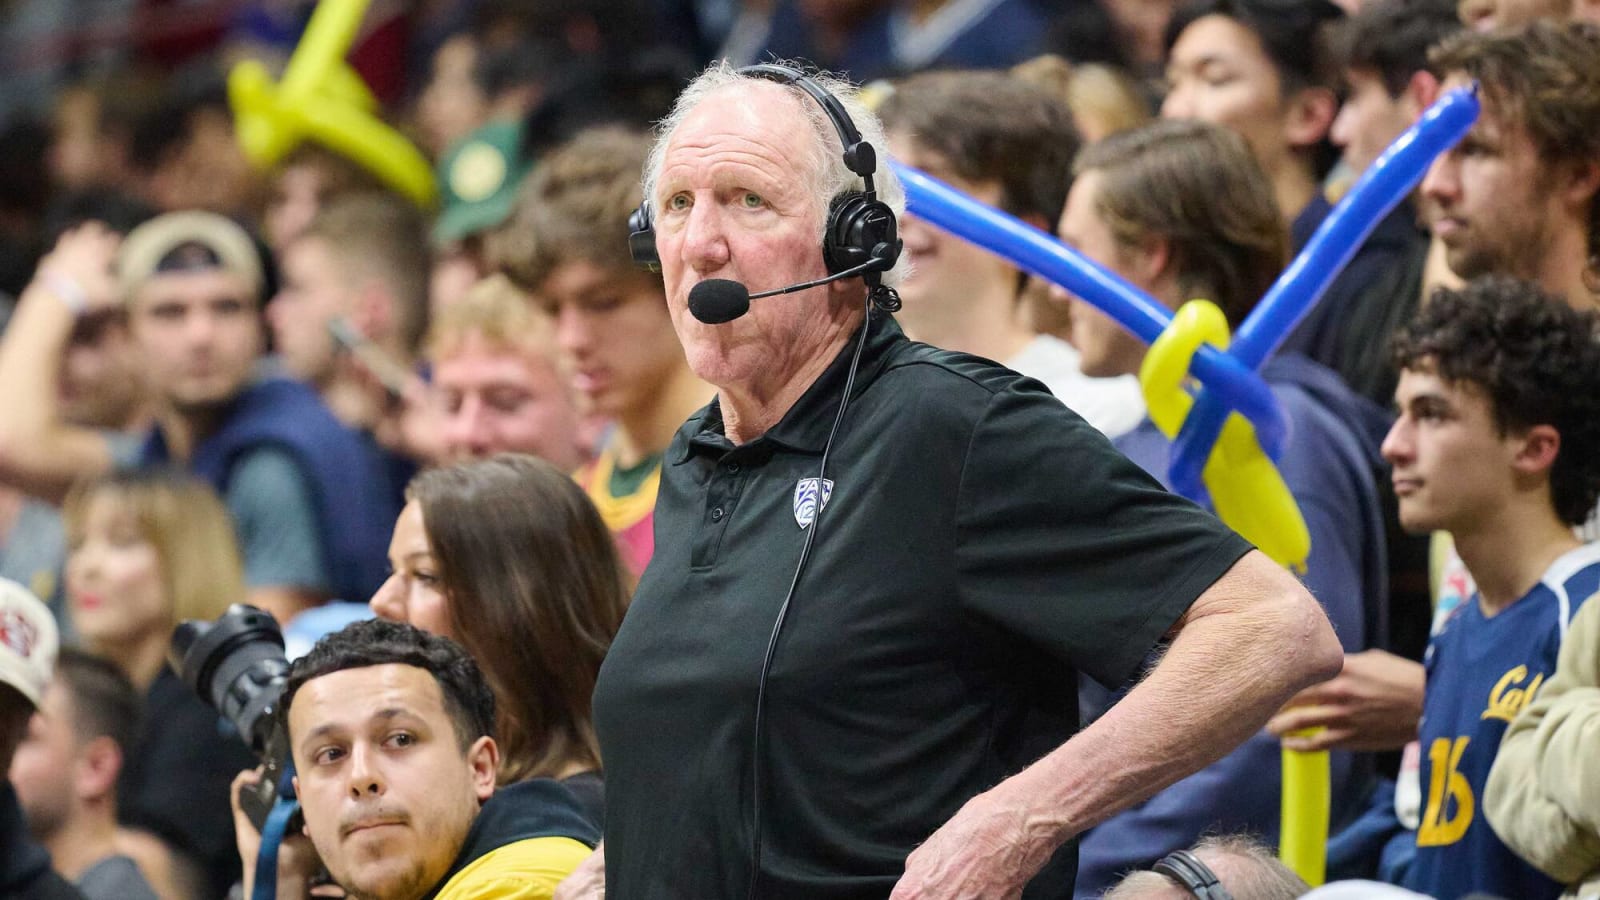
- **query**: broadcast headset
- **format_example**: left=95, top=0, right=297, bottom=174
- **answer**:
left=1154, top=849, right=1236, bottom=900
left=627, top=62, right=903, bottom=319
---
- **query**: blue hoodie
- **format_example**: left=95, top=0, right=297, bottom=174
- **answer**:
left=1074, top=353, right=1390, bottom=897
left=139, top=377, right=400, bottom=604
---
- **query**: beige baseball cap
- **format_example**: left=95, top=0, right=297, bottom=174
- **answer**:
left=0, top=578, right=59, bottom=709
left=117, top=211, right=265, bottom=301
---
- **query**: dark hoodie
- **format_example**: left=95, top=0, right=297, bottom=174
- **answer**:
left=1281, top=198, right=1431, bottom=408
left=422, top=777, right=602, bottom=900
left=0, top=783, right=85, bottom=900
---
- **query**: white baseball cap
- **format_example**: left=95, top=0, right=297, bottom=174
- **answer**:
left=0, top=578, right=59, bottom=708
left=117, top=210, right=265, bottom=302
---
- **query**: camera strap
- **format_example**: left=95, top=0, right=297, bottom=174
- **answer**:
left=253, top=766, right=302, bottom=900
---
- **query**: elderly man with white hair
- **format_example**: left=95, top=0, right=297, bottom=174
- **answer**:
left=563, top=62, right=1342, bottom=900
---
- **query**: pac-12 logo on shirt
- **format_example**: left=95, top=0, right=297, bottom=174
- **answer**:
left=793, top=478, right=833, bottom=529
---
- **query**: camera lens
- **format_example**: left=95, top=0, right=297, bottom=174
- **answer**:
left=169, top=604, right=290, bottom=757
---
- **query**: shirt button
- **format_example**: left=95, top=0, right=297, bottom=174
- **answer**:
left=725, top=461, right=741, bottom=474
left=710, top=507, right=726, bottom=521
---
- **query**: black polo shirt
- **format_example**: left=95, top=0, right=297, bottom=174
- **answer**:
left=592, top=314, right=1252, bottom=900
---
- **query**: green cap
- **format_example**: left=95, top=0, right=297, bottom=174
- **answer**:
left=433, top=120, right=532, bottom=246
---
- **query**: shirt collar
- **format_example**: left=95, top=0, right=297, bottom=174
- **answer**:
left=673, top=312, right=906, bottom=463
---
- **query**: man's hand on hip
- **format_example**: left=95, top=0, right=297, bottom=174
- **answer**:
left=889, top=786, right=1055, bottom=900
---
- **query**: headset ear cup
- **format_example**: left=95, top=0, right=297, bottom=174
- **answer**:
left=862, top=200, right=901, bottom=269
left=823, top=194, right=900, bottom=275
left=628, top=202, right=660, bottom=271
left=822, top=194, right=863, bottom=274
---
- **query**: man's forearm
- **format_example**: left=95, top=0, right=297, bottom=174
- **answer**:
left=996, top=552, right=1342, bottom=850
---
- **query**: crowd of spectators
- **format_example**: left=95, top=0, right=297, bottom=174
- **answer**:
left=0, top=0, right=1598, bottom=897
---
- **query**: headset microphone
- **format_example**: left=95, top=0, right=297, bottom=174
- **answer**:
left=688, top=253, right=898, bottom=325
left=687, top=279, right=750, bottom=325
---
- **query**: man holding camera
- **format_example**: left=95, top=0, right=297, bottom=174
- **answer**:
left=236, top=618, right=598, bottom=900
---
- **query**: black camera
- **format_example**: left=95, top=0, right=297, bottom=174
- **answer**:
left=169, top=604, right=293, bottom=830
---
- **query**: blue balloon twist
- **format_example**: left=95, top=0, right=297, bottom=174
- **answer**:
left=891, top=162, right=1288, bottom=458
left=892, top=84, right=1480, bottom=501
left=1166, top=86, right=1477, bottom=497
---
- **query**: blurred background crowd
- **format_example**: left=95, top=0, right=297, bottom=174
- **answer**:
left=0, top=0, right=1598, bottom=897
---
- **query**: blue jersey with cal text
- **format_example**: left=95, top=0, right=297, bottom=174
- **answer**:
left=1406, top=542, right=1600, bottom=900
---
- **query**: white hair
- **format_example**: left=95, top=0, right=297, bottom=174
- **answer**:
left=641, top=60, right=907, bottom=288
left=1101, top=835, right=1311, bottom=900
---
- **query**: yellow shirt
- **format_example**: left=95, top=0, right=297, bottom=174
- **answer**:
left=434, top=836, right=593, bottom=900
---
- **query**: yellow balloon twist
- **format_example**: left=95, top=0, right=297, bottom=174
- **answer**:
left=1137, top=298, right=1328, bottom=885
left=1280, top=736, right=1330, bottom=886
left=228, top=0, right=436, bottom=209
left=1138, top=299, right=1309, bottom=570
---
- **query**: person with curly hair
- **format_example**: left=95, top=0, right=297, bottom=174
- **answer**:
left=1268, top=22, right=1600, bottom=840
left=1379, top=276, right=1600, bottom=898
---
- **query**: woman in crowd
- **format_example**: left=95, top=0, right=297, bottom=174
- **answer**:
left=63, top=467, right=257, bottom=899
left=370, top=452, right=629, bottom=825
